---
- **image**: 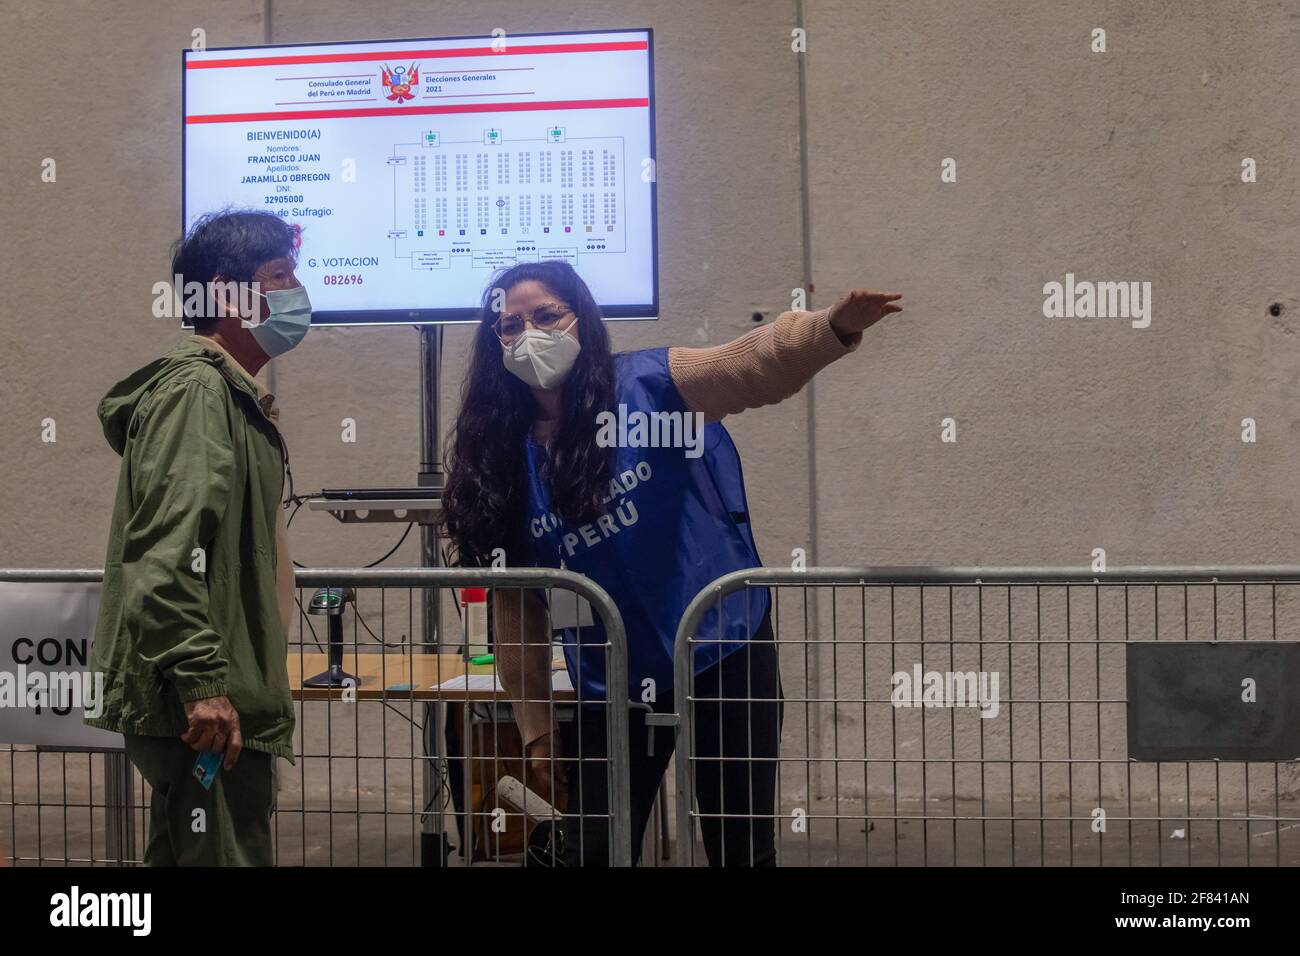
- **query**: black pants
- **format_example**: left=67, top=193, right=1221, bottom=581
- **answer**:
left=561, top=612, right=783, bottom=866
left=123, top=734, right=274, bottom=866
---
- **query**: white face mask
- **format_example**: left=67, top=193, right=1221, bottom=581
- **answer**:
left=249, top=285, right=312, bottom=358
left=502, top=324, right=581, bottom=390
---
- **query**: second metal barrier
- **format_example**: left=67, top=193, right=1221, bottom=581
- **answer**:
left=671, top=567, right=1300, bottom=867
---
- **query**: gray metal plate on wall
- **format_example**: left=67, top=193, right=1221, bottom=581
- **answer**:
left=1126, top=642, right=1300, bottom=761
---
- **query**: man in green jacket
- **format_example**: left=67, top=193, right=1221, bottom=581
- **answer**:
left=87, top=210, right=312, bottom=866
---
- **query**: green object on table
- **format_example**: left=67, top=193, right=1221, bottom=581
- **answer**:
left=470, top=654, right=494, bottom=665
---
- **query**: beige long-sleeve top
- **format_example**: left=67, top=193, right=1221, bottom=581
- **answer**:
left=194, top=336, right=295, bottom=641
left=496, top=307, right=860, bottom=748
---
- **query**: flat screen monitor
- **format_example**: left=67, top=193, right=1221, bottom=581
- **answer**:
left=182, top=29, right=658, bottom=325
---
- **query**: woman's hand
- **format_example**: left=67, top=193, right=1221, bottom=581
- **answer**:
left=828, top=288, right=904, bottom=340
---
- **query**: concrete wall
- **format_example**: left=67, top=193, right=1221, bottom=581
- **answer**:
left=0, top=0, right=808, bottom=571
left=7, top=0, right=1297, bottom=571
left=3, top=0, right=1299, bottom=812
left=792, top=0, right=1300, bottom=805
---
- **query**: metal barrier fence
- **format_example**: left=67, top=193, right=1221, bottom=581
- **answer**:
left=672, top=567, right=1300, bottom=866
left=11, top=564, right=1300, bottom=868
left=0, top=567, right=632, bottom=867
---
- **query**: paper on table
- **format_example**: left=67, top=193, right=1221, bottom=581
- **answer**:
left=434, top=670, right=574, bottom=693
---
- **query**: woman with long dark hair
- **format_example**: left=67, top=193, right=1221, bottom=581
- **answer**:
left=440, top=260, right=901, bottom=865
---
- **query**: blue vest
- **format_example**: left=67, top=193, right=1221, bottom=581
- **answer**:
left=522, top=347, right=771, bottom=701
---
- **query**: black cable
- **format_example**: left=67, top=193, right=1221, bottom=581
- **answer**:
left=423, top=704, right=454, bottom=814
left=276, top=431, right=299, bottom=507
left=440, top=543, right=465, bottom=622
left=363, top=522, right=414, bottom=568
left=282, top=488, right=414, bottom=569
left=351, top=605, right=408, bottom=648
left=293, top=595, right=325, bottom=653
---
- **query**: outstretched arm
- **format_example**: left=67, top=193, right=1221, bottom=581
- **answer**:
left=492, top=587, right=565, bottom=804
left=668, top=289, right=903, bottom=422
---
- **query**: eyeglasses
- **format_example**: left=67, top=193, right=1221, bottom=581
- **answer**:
left=493, top=304, right=574, bottom=344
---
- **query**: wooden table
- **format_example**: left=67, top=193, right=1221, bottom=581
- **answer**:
left=287, top=651, right=576, bottom=861
left=287, top=652, right=575, bottom=702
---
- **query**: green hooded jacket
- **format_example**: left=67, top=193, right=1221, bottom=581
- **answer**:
left=86, top=335, right=295, bottom=761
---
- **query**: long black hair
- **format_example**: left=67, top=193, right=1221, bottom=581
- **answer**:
left=439, top=260, right=615, bottom=566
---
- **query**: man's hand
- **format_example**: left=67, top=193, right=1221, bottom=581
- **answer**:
left=523, top=730, right=566, bottom=810
left=828, top=288, right=904, bottom=340
left=181, top=695, right=243, bottom=770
